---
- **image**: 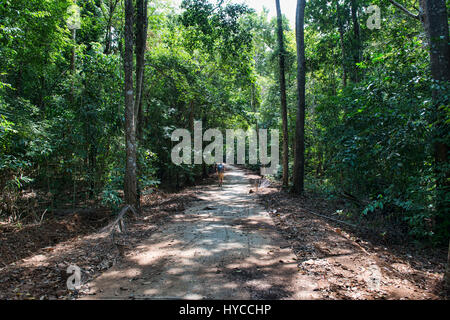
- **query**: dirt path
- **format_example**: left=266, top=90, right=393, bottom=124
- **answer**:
left=81, top=165, right=321, bottom=299
left=1, top=165, right=443, bottom=300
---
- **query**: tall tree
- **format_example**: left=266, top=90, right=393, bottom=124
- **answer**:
left=123, top=0, right=137, bottom=208
left=422, top=0, right=450, bottom=196
left=293, top=0, right=306, bottom=193
left=422, top=0, right=449, bottom=288
left=389, top=0, right=449, bottom=284
left=134, top=0, right=149, bottom=208
left=275, top=0, right=289, bottom=187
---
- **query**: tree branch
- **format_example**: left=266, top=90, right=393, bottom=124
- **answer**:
left=101, top=205, right=138, bottom=234
left=388, top=0, right=420, bottom=20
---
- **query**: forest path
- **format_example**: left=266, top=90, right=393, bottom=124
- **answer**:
left=81, top=165, right=321, bottom=299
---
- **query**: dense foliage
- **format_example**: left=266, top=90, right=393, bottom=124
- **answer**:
left=0, top=0, right=448, bottom=244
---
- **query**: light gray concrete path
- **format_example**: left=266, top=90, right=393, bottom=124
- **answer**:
left=82, top=165, right=320, bottom=299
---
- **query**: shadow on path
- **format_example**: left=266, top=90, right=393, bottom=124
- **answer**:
left=82, top=165, right=320, bottom=300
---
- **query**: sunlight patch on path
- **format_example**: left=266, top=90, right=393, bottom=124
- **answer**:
left=82, top=165, right=320, bottom=300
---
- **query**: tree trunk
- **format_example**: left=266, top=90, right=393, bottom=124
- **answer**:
left=446, top=239, right=450, bottom=290
left=104, top=0, right=120, bottom=54
left=134, top=0, right=149, bottom=208
left=104, top=5, right=112, bottom=54
left=70, top=29, right=76, bottom=73
left=275, top=0, right=289, bottom=187
left=189, top=100, right=195, bottom=132
left=336, top=1, right=347, bottom=87
left=70, top=28, right=76, bottom=103
left=422, top=0, right=449, bottom=172
left=350, top=0, right=360, bottom=83
left=422, top=0, right=449, bottom=287
left=251, top=83, right=259, bottom=145
left=293, top=0, right=306, bottom=194
left=137, top=77, right=145, bottom=141
left=134, top=0, right=148, bottom=128
left=123, top=0, right=137, bottom=208
left=104, top=26, right=112, bottom=54
left=135, top=72, right=145, bottom=210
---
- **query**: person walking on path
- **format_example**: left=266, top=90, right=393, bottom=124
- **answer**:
left=217, top=163, right=225, bottom=187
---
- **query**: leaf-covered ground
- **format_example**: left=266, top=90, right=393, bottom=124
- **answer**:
left=255, top=177, right=447, bottom=299
left=0, top=188, right=200, bottom=300
left=0, top=169, right=447, bottom=300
